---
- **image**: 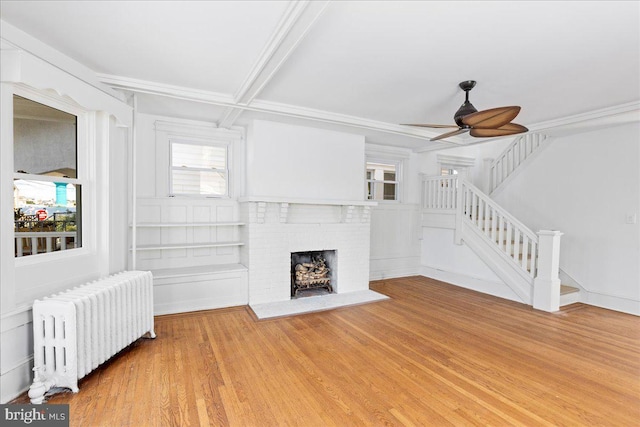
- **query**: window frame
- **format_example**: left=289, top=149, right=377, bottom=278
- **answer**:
left=168, top=137, right=230, bottom=198
left=12, top=86, right=91, bottom=264
left=365, top=158, right=402, bottom=203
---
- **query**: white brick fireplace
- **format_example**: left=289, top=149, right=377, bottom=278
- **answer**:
left=240, top=199, right=374, bottom=305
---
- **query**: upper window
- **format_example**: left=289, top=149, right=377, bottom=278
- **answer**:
left=366, top=161, right=399, bottom=201
left=440, top=167, right=459, bottom=176
left=13, top=95, right=82, bottom=257
left=170, top=140, right=228, bottom=196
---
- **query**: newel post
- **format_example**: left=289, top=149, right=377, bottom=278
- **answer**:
left=454, top=171, right=467, bottom=245
left=533, top=230, right=563, bottom=312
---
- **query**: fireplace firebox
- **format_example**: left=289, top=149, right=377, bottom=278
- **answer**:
left=291, top=250, right=337, bottom=297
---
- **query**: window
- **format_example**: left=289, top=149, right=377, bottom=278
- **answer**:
left=13, top=95, right=82, bottom=257
left=170, top=140, right=228, bottom=196
left=366, top=161, right=399, bottom=201
left=440, top=167, right=459, bottom=176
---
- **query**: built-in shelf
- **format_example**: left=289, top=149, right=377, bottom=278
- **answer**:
left=238, top=196, right=377, bottom=207
left=131, top=222, right=245, bottom=228
left=152, top=263, right=247, bottom=279
left=131, top=241, right=244, bottom=251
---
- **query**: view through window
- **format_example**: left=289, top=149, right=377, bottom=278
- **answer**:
left=13, top=95, right=81, bottom=257
left=366, top=161, right=399, bottom=201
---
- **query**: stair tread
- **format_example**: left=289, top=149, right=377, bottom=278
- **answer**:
left=561, top=285, right=579, bottom=295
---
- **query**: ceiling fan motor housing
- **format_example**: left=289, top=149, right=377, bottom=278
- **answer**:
left=454, top=80, right=478, bottom=126
left=454, top=101, right=477, bottom=127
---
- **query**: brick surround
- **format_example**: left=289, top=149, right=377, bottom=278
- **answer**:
left=240, top=201, right=372, bottom=305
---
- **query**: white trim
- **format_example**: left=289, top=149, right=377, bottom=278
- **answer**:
left=238, top=196, right=376, bottom=206
left=169, top=139, right=230, bottom=198
left=437, top=154, right=476, bottom=168
left=529, top=101, right=640, bottom=134
left=98, top=70, right=639, bottom=152
left=0, top=357, right=33, bottom=403
left=366, top=158, right=402, bottom=203
left=97, top=74, right=456, bottom=146
left=0, top=305, right=32, bottom=333
left=219, top=1, right=330, bottom=128
left=420, top=266, right=523, bottom=303
left=11, top=86, right=92, bottom=262
left=0, top=20, right=125, bottom=103
left=0, top=355, right=33, bottom=377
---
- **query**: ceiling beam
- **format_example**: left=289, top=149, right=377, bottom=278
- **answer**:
left=217, top=0, right=331, bottom=129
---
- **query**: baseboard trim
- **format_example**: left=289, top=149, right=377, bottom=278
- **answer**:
left=583, top=291, right=640, bottom=316
left=420, top=266, right=525, bottom=304
left=0, top=357, right=33, bottom=404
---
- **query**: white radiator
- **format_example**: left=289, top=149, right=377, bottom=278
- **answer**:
left=28, top=271, right=156, bottom=404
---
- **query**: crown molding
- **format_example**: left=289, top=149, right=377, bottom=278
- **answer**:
left=97, top=73, right=235, bottom=106
left=246, top=98, right=460, bottom=145
left=98, top=73, right=639, bottom=150
left=2, top=20, right=126, bottom=103
left=97, top=72, right=452, bottom=144
left=437, top=154, right=476, bottom=168
left=529, top=101, right=640, bottom=134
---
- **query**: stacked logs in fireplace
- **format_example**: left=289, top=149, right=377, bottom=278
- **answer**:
left=292, top=255, right=333, bottom=296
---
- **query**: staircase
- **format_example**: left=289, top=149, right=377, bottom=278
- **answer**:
left=421, top=167, right=578, bottom=312
left=487, top=132, right=549, bottom=194
left=560, top=284, right=580, bottom=306
left=420, top=132, right=581, bottom=310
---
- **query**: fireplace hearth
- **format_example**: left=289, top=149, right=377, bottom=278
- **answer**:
left=291, top=250, right=336, bottom=297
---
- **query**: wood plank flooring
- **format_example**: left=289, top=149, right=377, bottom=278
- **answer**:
left=12, top=276, right=640, bottom=426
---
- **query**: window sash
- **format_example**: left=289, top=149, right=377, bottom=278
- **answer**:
left=169, top=140, right=229, bottom=197
left=12, top=91, right=85, bottom=259
left=365, top=160, right=400, bottom=201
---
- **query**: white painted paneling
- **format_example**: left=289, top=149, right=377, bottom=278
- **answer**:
left=134, top=113, right=159, bottom=198
left=369, top=204, right=421, bottom=280
left=421, top=227, right=503, bottom=283
left=132, top=197, right=244, bottom=271
left=246, top=120, right=365, bottom=201
left=420, top=227, right=520, bottom=301
left=153, top=270, right=248, bottom=315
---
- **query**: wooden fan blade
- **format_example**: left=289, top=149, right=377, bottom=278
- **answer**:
left=431, top=128, right=469, bottom=141
left=469, top=123, right=528, bottom=138
left=462, top=106, right=521, bottom=129
left=401, top=123, right=459, bottom=128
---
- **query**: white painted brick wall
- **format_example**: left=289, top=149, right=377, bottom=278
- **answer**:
left=241, top=202, right=371, bottom=304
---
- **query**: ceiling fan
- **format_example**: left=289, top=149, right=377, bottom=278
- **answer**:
left=402, top=80, right=528, bottom=141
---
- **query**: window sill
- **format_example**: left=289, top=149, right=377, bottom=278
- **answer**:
left=14, top=246, right=91, bottom=267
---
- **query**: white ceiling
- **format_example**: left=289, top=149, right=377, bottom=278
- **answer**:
left=1, top=0, right=638, bottom=150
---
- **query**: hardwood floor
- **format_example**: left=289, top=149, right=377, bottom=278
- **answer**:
left=13, top=276, right=640, bottom=426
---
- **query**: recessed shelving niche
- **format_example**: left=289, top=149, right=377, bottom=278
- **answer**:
left=130, top=197, right=248, bottom=315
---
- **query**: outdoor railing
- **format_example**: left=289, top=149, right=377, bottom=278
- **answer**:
left=15, top=231, right=77, bottom=257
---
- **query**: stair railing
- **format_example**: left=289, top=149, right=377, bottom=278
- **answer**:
left=488, top=133, right=547, bottom=193
left=421, top=175, right=458, bottom=210
left=421, top=174, right=562, bottom=311
left=458, top=180, right=538, bottom=279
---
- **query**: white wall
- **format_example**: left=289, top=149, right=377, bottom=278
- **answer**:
left=0, top=29, right=131, bottom=403
left=491, top=123, right=640, bottom=314
left=367, top=144, right=422, bottom=280
left=246, top=120, right=365, bottom=201
left=418, top=126, right=639, bottom=314
left=420, top=227, right=521, bottom=302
